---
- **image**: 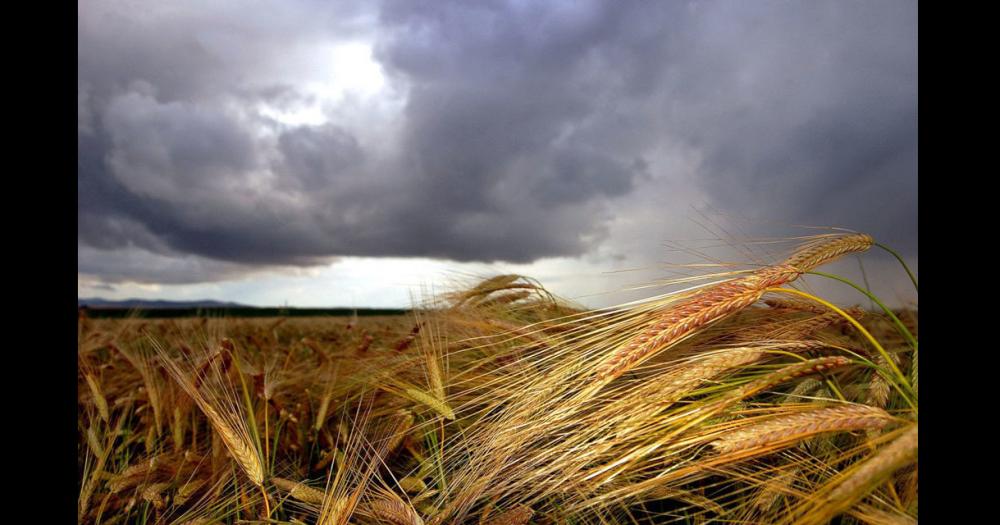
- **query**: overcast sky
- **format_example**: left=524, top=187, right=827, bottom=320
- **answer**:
left=78, top=0, right=917, bottom=309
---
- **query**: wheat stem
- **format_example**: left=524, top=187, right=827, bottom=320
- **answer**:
left=765, top=287, right=914, bottom=409
left=808, top=270, right=917, bottom=349
left=874, top=242, right=918, bottom=292
left=792, top=425, right=917, bottom=524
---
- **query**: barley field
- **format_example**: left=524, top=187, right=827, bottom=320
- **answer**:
left=78, top=233, right=917, bottom=524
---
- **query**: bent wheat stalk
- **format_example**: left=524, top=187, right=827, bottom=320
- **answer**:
left=595, top=265, right=800, bottom=382
left=780, top=233, right=874, bottom=273
left=787, top=424, right=917, bottom=525
left=367, top=497, right=425, bottom=525
left=711, top=404, right=893, bottom=454
left=595, top=233, right=874, bottom=383
left=154, top=343, right=266, bottom=487
left=272, top=477, right=327, bottom=505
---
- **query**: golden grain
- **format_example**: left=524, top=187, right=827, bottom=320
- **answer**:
left=711, top=404, right=892, bottom=454
left=272, top=477, right=327, bottom=505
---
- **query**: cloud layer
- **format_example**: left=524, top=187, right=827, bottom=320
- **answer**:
left=79, top=0, right=917, bottom=287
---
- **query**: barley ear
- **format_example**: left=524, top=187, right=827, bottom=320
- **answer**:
left=782, top=233, right=874, bottom=273
left=790, top=425, right=917, bottom=525
left=272, top=477, right=327, bottom=505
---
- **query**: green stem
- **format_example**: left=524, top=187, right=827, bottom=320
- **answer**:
left=270, top=416, right=285, bottom=477
left=807, top=270, right=917, bottom=350
left=856, top=255, right=875, bottom=311
left=765, top=288, right=916, bottom=411
left=875, top=242, right=918, bottom=292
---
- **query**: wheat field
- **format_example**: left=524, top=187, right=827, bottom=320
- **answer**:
left=77, top=233, right=917, bottom=525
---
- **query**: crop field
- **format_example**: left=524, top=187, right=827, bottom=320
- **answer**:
left=77, top=233, right=917, bottom=525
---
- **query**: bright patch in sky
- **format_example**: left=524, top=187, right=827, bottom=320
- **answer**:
left=258, top=41, right=386, bottom=127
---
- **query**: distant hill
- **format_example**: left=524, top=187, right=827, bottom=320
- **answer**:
left=78, top=298, right=248, bottom=309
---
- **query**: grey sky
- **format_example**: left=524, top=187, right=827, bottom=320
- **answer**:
left=78, top=0, right=917, bottom=307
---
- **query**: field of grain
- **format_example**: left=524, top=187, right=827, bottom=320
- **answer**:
left=77, top=233, right=917, bottom=525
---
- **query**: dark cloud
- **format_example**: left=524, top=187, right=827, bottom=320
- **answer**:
left=646, top=1, right=918, bottom=252
left=77, top=243, right=268, bottom=285
left=278, top=124, right=364, bottom=191
left=79, top=0, right=916, bottom=285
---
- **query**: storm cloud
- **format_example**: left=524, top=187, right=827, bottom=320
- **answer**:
left=79, top=0, right=917, bottom=286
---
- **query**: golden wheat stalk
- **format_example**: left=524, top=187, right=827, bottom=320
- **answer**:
left=155, top=343, right=265, bottom=487
left=790, top=424, right=917, bottom=525
left=711, top=404, right=893, bottom=454
left=615, top=346, right=773, bottom=418
left=367, top=497, right=425, bottom=525
left=272, top=477, right=327, bottom=505
left=109, top=457, right=160, bottom=493
left=595, top=265, right=799, bottom=381
left=84, top=374, right=110, bottom=424
left=141, top=482, right=170, bottom=510
left=113, top=342, right=165, bottom=436
left=86, top=424, right=104, bottom=458
left=753, top=468, right=798, bottom=512
left=193, top=397, right=265, bottom=486
left=781, top=233, right=874, bottom=272
left=398, top=476, right=427, bottom=493
left=174, top=478, right=207, bottom=507
left=80, top=410, right=128, bottom=521
left=383, top=409, right=415, bottom=455
left=786, top=377, right=825, bottom=400
left=764, top=297, right=828, bottom=314
left=594, top=233, right=874, bottom=382
left=317, top=397, right=404, bottom=525
left=318, top=496, right=351, bottom=525
left=826, top=425, right=918, bottom=500
left=315, top=388, right=334, bottom=432
left=867, top=354, right=896, bottom=408
left=403, top=387, right=456, bottom=420
left=738, top=355, right=853, bottom=398
left=851, top=504, right=917, bottom=525
left=769, top=307, right=865, bottom=339
left=656, top=347, right=769, bottom=401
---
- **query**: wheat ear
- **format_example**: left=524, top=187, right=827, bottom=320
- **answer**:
left=826, top=425, right=918, bottom=502
left=272, top=477, right=327, bottom=505
left=655, top=347, right=770, bottom=403
left=403, top=387, right=456, bottom=420
left=737, top=356, right=853, bottom=398
left=156, top=344, right=265, bottom=487
left=595, top=233, right=874, bottom=382
left=770, top=307, right=866, bottom=339
left=596, top=265, right=799, bottom=381
left=84, top=374, right=110, bottom=424
left=398, top=476, right=427, bottom=493
left=195, top=400, right=265, bottom=486
left=711, top=404, right=893, bottom=454
left=790, top=425, right=917, bottom=525
left=368, top=497, right=425, bottom=525
left=764, top=297, right=828, bottom=314
left=781, top=233, right=874, bottom=272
